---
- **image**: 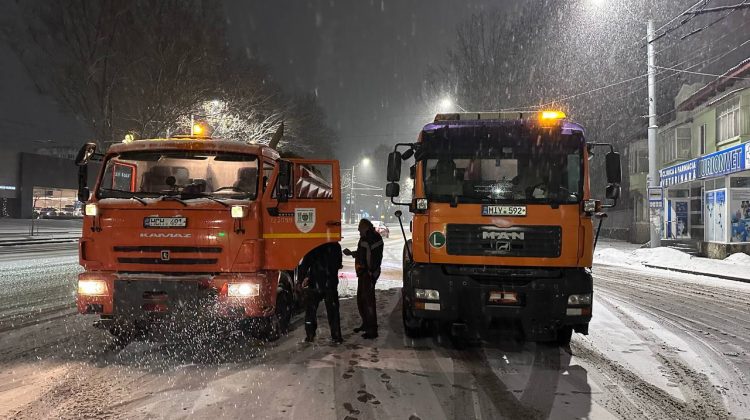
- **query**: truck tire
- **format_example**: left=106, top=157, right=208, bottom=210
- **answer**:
left=402, top=294, right=425, bottom=338
left=556, top=326, right=573, bottom=346
left=108, top=321, right=144, bottom=347
left=401, top=240, right=427, bottom=338
left=262, top=288, right=293, bottom=341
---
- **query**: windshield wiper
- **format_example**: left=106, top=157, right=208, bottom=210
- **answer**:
left=99, top=188, right=148, bottom=206
left=181, top=192, right=230, bottom=207
left=159, top=195, right=188, bottom=207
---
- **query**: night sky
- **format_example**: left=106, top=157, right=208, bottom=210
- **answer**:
left=223, top=0, right=503, bottom=165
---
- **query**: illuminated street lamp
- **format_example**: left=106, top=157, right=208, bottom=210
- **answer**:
left=349, top=157, right=372, bottom=224
left=438, top=96, right=466, bottom=112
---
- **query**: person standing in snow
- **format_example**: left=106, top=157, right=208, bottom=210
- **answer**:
left=343, top=218, right=383, bottom=339
left=298, top=242, right=343, bottom=344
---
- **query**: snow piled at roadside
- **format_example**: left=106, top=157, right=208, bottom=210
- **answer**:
left=594, top=245, right=750, bottom=280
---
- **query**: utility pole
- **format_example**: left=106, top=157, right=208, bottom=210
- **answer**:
left=647, top=19, right=661, bottom=248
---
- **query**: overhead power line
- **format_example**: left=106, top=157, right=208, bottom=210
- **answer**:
left=653, top=63, right=750, bottom=80
left=682, top=1, right=750, bottom=15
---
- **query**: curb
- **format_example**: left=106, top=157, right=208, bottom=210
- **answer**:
left=643, top=264, right=750, bottom=284
left=0, top=238, right=80, bottom=247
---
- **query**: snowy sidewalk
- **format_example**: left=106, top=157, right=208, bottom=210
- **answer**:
left=0, top=219, right=81, bottom=245
left=595, top=239, right=750, bottom=283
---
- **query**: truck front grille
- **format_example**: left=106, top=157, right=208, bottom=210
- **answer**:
left=114, top=246, right=222, bottom=253
left=446, top=224, right=562, bottom=258
left=117, top=257, right=218, bottom=265
left=114, top=245, right=222, bottom=266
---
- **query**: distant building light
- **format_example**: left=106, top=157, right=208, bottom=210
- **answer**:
left=0, top=185, right=16, bottom=191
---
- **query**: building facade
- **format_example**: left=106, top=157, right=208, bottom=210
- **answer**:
left=656, top=60, right=750, bottom=258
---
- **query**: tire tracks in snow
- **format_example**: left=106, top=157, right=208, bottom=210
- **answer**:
left=576, top=290, right=732, bottom=418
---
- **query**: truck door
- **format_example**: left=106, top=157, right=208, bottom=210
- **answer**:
left=262, top=159, right=342, bottom=270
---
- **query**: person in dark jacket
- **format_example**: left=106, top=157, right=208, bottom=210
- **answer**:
left=298, top=242, right=343, bottom=344
left=343, top=218, right=383, bottom=339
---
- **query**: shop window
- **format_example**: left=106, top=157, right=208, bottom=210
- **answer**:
left=730, top=176, right=750, bottom=188
left=716, top=97, right=740, bottom=142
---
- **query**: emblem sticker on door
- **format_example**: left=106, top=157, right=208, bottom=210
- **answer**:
left=428, top=231, right=446, bottom=248
left=295, top=208, right=316, bottom=233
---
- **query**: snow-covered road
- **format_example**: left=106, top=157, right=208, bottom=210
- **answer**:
left=0, top=236, right=748, bottom=419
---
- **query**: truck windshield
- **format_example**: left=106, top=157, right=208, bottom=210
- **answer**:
left=97, top=150, right=259, bottom=200
left=421, top=126, right=583, bottom=204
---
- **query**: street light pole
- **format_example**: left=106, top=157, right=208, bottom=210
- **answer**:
left=647, top=19, right=661, bottom=248
left=349, top=164, right=356, bottom=224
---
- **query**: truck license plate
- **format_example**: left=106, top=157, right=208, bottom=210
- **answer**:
left=482, top=205, right=526, bottom=216
left=144, top=217, right=187, bottom=228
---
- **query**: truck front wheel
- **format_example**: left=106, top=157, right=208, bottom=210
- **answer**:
left=402, top=294, right=427, bottom=338
left=108, top=320, right=145, bottom=347
left=259, top=288, right=292, bottom=341
left=556, top=326, right=573, bottom=346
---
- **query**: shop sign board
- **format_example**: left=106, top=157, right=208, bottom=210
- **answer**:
left=698, top=143, right=747, bottom=179
left=660, top=143, right=748, bottom=187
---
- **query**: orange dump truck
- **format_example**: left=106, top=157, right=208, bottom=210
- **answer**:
left=386, top=111, right=621, bottom=344
left=74, top=135, right=341, bottom=343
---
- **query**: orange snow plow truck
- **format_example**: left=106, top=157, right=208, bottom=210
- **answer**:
left=386, top=111, right=621, bottom=345
left=74, top=132, right=341, bottom=343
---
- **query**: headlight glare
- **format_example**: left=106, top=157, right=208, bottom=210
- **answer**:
left=78, top=279, right=107, bottom=296
left=227, top=282, right=259, bottom=297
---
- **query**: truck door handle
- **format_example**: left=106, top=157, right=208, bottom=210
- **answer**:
left=327, top=220, right=341, bottom=226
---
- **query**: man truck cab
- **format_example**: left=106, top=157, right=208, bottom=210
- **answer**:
left=386, top=111, right=621, bottom=345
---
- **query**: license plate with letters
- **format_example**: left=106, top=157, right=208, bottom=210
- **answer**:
left=481, top=205, right=527, bottom=216
left=144, top=217, right=187, bottom=228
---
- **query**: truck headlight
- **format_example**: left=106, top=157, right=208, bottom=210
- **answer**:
left=416, top=198, right=428, bottom=210
left=227, top=282, right=259, bottom=297
left=85, top=203, right=98, bottom=216
left=231, top=205, right=245, bottom=218
left=415, top=288, right=439, bottom=300
left=78, top=279, right=107, bottom=296
left=568, top=293, right=592, bottom=306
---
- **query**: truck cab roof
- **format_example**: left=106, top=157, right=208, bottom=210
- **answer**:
left=423, top=111, right=585, bottom=136
left=107, top=138, right=280, bottom=160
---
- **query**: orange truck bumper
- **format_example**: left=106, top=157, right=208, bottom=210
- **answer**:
left=76, top=271, right=280, bottom=319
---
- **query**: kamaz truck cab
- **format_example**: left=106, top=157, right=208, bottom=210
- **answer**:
left=74, top=133, right=341, bottom=344
left=386, top=111, right=621, bottom=344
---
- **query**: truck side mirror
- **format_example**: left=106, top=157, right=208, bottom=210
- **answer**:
left=75, top=143, right=97, bottom=166
left=387, top=152, right=402, bottom=182
left=386, top=182, right=400, bottom=198
left=605, top=151, right=622, bottom=184
left=605, top=184, right=621, bottom=201
left=276, top=160, right=292, bottom=202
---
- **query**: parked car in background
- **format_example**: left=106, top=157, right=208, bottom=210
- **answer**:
left=38, top=207, right=58, bottom=219
left=373, top=221, right=390, bottom=238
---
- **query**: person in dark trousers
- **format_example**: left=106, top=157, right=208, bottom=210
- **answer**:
left=298, top=242, right=343, bottom=344
left=343, top=218, right=383, bottom=339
